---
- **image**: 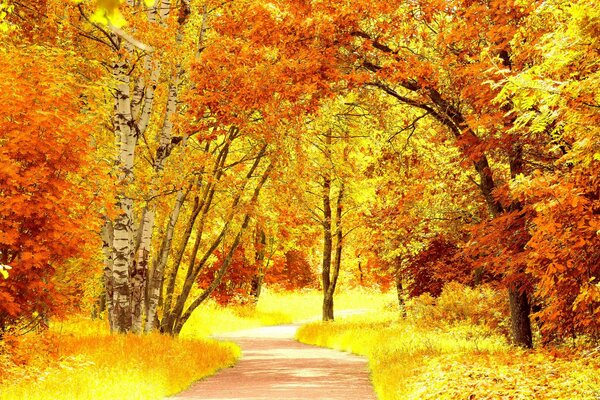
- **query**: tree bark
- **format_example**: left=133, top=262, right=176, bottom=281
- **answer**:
left=110, top=58, right=136, bottom=333
left=131, top=207, right=152, bottom=333
left=144, top=189, right=187, bottom=333
left=509, top=287, right=533, bottom=348
left=395, top=268, right=406, bottom=317
left=323, top=182, right=344, bottom=321
left=161, top=133, right=237, bottom=332
left=321, top=173, right=333, bottom=321
left=250, top=229, right=267, bottom=303
left=385, top=85, right=533, bottom=347
left=100, top=220, right=115, bottom=332
left=507, top=142, right=533, bottom=348
left=165, top=147, right=268, bottom=333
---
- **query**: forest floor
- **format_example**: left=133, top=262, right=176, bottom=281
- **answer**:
left=168, top=322, right=376, bottom=400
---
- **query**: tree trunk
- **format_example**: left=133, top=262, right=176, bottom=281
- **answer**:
left=137, top=67, right=181, bottom=332
left=100, top=220, right=115, bottom=331
left=322, top=295, right=334, bottom=322
left=321, top=173, right=333, bottom=321
left=167, top=153, right=270, bottom=333
left=376, top=61, right=535, bottom=347
left=169, top=163, right=273, bottom=335
left=507, top=142, right=533, bottom=348
left=395, top=269, right=406, bottom=317
left=250, top=229, right=267, bottom=303
left=145, top=189, right=186, bottom=333
left=131, top=207, right=153, bottom=333
left=324, top=182, right=344, bottom=321
left=110, top=58, right=136, bottom=333
left=509, top=287, right=533, bottom=348
left=161, top=132, right=237, bottom=331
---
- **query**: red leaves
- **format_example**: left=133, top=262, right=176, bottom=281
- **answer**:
left=405, top=235, right=476, bottom=297
left=197, top=246, right=259, bottom=306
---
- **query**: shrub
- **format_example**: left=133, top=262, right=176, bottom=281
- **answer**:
left=406, top=282, right=509, bottom=334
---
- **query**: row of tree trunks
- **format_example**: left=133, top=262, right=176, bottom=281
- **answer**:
left=100, top=0, right=201, bottom=334
left=159, top=132, right=239, bottom=332
left=160, top=145, right=270, bottom=334
left=168, top=162, right=274, bottom=335
left=145, top=189, right=187, bottom=333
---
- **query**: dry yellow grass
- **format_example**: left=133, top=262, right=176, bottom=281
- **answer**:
left=1, top=320, right=239, bottom=400
left=297, top=285, right=600, bottom=400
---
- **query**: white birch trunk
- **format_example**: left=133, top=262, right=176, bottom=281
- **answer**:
left=100, top=220, right=115, bottom=332
left=111, top=58, right=136, bottom=333
left=129, top=0, right=170, bottom=333
left=131, top=207, right=154, bottom=333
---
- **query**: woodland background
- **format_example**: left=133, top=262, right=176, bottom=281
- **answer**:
left=0, top=0, right=599, bottom=398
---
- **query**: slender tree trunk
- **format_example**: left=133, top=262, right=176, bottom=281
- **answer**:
left=170, top=163, right=273, bottom=335
left=507, top=142, right=533, bottom=348
left=165, top=148, right=269, bottom=334
left=321, top=173, right=333, bottom=321
left=395, top=268, right=406, bottom=317
left=324, top=182, right=344, bottom=321
left=250, top=230, right=266, bottom=303
left=441, top=110, right=532, bottom=348
left=161, top=133, right=236, bottom=331
left=136, top=72, right=181, bottom=332
left=131, top=208, right=153, bottom=333
left=100, top=220, right=115, bottom=332
left=145, top=189, right=187, bottom=333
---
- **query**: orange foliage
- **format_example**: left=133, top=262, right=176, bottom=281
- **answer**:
left=0, top=45, right=103, bottom=330
left=265, top=250, right=317, bottom=291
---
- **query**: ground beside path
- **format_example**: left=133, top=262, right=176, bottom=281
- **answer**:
left=167, top=322, right=377, bottom=400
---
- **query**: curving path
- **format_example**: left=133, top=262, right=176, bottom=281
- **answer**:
left=167, top=323, right=376, bottom=400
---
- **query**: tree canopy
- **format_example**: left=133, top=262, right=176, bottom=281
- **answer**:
left=0, top=0, right=598, bottom=348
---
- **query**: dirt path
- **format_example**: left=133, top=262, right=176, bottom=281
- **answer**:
left=168, top=323, right=376, bottom=400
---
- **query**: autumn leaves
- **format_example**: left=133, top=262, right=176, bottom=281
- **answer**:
left=1, top=0, right=598, bottom=350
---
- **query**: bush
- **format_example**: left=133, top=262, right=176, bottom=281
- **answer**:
left=406, top=282, right=509, bottom=334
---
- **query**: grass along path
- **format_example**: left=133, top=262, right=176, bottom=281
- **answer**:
left=0, top=331, right=239, bottom=400
left=179, top=288, right=395, bottom=338
left=1, top=288, right=390, bottom=400
left=297, top=286, right=600, bottom=400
